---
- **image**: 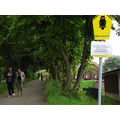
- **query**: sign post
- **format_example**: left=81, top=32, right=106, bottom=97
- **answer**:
left=91, top=41, right=112, bottom=104
left=98, top=57, right=102, bottom=105
left=92, top=15, right=112, bottom=105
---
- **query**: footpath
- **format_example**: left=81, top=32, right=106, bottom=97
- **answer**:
left=0, top=80, right=47, bottom=105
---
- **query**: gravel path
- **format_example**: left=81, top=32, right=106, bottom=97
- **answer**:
left=0, top=80, right=47, bottom=105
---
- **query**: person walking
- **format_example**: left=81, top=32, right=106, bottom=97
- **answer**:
left=5, top=67, right=15, bottom=98
left=15, top=68, right=25, bottom=96
left=38, top=72, right=40, bottom=81
left=41, top=73, right=43, bottom=81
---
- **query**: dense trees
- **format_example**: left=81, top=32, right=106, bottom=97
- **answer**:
left=0, top=15, right=119, bottom=91
left=103, top=56, right=120, bottom=72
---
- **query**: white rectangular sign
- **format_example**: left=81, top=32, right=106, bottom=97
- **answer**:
left=91, top=41, right=112, bottom=57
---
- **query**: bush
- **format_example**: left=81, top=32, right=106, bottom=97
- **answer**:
left=26, top=69, right=35, bottom=79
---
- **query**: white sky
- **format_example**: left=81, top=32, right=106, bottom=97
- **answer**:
left=92, top=20, right=120, bottom=64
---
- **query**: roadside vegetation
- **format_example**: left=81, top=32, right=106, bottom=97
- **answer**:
left=45, top=79, right=120, bottom=105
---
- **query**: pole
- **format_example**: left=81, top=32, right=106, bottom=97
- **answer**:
left=98, top=57, right=103, bottom=105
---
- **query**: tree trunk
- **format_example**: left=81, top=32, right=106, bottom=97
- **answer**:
left=50, top=60, right=58, bottom=80
left=0, top=65, right=1, bottom=83
left=58, top=16, right=72, bottom=91
left=56, top=62, right=61, bottom=80
left=73, top=16, right=90, bottom=90
left=60, top=46, right=72, bottom=91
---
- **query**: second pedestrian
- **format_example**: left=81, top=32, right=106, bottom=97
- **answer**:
left=15, top=68, right=25, bottom=96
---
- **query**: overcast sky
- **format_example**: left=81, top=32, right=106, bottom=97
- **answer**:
left=92, top=20, right=120, bottom=64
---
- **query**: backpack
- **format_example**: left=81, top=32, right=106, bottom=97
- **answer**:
left=18, top=73, right=21, bottom=81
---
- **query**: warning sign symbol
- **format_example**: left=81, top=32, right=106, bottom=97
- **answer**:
left=92, top=15, right=113, bottom=40
left=99, top=16, right=106, bottom=30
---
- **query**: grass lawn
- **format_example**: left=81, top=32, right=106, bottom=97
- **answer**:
left=0, top=78, right=32, bottom=95
left=81, top=80, right=95, bottom=88
left=45, top=79, right=120, bottom=105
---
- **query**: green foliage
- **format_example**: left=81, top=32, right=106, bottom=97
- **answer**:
left=0, top=15, right=119, bottom=90
left=45, top=79, right=120, bottom=105
left=103, top=56, right=120, bottom=72
left=45, top=79, right=97, bottom=105
left=0, top=15, right=90, bottom=83
left=0, top=82, right=8, bottom=94
left=26, top=69, right=35, bottom=79
left=80, top=80, right=95, bottom=88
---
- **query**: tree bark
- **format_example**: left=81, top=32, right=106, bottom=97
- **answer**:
left=50, top=59, right=58, bottom=80
left=56, top=62, right=61, bottom=80
left=0, top=66, right=1, bottom=83
left=58, top=16, right=72, bottom=91
left=60, top=46, right=72, bottom=91
left=73, top=16, right=90, bottom=90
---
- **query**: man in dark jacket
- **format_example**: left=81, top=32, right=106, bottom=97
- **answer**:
left=5, top=67, right=15, bottom=97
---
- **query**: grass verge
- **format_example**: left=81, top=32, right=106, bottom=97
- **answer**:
left=45, top=79, right=97, bottom=105
left=80, top=80, right=95, bottom=88
left=45, top=79, right=120, bottom=105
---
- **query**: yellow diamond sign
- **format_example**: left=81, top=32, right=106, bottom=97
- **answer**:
left=93, top=15, right=113, bottom=40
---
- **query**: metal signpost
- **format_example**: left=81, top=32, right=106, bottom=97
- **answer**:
left=92, top=15, right=113, bottom=105
left=98, top=57, right=102, bottom=105
left=91, top=41, right=112, bottom=104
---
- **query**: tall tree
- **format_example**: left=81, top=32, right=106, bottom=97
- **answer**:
left=103, top=56, right=120, bottom=72
left=73, top=16, right=94, bottom=90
